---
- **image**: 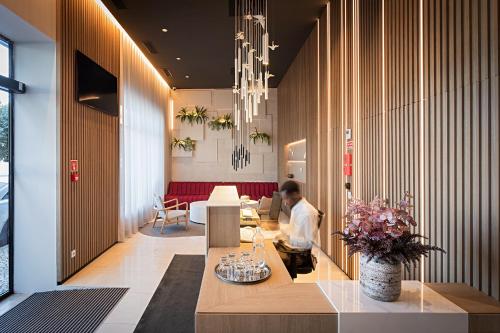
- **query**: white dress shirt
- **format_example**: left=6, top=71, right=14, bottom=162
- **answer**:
left=279, top=198, right=319, bottom=249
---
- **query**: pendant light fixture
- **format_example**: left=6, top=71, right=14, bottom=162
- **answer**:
left=232, top=0, right=277, bottom=171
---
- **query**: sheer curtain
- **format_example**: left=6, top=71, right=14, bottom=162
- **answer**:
left=119, top=35, right=169, bottom=240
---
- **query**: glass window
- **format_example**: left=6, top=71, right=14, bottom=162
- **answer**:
left=0, top=38, right=11, bottom=299
left=0, top=42, right=8, bottom=77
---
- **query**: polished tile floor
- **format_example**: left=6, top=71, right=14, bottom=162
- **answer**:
left=65, top=233, right=206, bottom=333
left=0, top=232, right=348, bottom=333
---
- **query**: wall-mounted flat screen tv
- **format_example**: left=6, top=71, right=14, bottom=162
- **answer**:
left=76, top=50, right=118, bottom=116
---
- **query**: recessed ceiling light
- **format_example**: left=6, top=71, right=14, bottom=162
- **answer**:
left=161, top=28, right=168, bottom=32
left=176, top=57, right=181, bottom=61
left=185, top=75, right=190, bottom=79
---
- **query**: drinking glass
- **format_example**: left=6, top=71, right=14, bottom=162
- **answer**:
left=219, top=256, right=229, bottom=278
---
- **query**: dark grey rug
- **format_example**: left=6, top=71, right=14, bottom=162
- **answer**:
left=134, top=255, right=205, bottom=333
left=139, top=221, right=205, bottom=238
left=0, top=288, right=128, bottom=333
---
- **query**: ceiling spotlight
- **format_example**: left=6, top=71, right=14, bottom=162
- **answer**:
left=185, top=75, right=190, bottom=79
left=161, top=28, right=168, bottom=32
left=176, top=57, right=181, bottom=61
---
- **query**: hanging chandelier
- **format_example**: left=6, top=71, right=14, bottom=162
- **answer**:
left=232, top=0, right=277, bottom=171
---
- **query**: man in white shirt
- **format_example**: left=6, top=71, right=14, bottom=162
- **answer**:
left=274, top=181, right=319, bottom=277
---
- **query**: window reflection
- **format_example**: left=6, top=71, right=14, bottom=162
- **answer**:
left=0, top=40, right=10, bottom=297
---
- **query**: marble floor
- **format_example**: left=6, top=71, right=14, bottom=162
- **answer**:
left=0, top=232, right=348, bottom=333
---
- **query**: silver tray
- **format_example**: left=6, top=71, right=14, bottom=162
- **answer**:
left=214, top=264, right=272, bottom=284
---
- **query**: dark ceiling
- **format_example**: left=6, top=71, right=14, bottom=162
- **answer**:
left=103, top=0, right=328, bottom=89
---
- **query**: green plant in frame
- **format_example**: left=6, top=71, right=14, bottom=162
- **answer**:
left=171, top=137, right=196, bottom=152
left=193, top=106, right=209, bottom=124
left=208, top=113, right=234, bottom=131
left=249, top=127, right=271, bottom=145
left=175, top=106, right=209, bottom=125
left=175, top=107, right=193, bottom=124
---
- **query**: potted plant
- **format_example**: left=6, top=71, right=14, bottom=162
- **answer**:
left=249, top=127, right=271, bottom=145
left=208, top=114, right=234, bottom=131
left=171, top=137, right=196, bottom=152
left=335, top=192, right=444, bottom=302
left=176, top=106, right=208, bottom=125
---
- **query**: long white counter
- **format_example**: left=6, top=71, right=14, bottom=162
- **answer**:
left=206, top=185, right=241, bottom=207
left=317, top=280, right=468, bottom=333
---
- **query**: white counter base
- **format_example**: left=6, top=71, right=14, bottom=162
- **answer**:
left=317, top=280, right=468, bottom=333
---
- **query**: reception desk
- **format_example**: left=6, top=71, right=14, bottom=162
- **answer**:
left=195, top=241, right=337, bottom=333
left=205, top=186, right=241, bottom=252
left=196, top=186, right=497, bottom=333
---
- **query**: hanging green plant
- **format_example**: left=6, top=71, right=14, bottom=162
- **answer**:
left=175, top=106, right=209, bottom=125
left=249, top=127, right=271, bottom=145
left=171, top=137, right=196, bottom=152
left=208, top=114, right=234, bottom=131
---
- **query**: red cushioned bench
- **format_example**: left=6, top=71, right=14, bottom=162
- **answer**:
left=164, top=181, right=279, bottom=207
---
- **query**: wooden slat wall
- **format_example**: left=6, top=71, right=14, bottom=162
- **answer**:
left=277, top=26, right=319, bottom=207
left=278, top=0, right=357, bottom=278
left=421, top=0, right=499, bottom=300
left=359, top=0, right=383, bottom=201
left=279, top=0, right=499, bottom=299
left=344, top=0, right=359, bottom=279
left=384, top=0, right=421, bottom=280
left=330, top=0, right=347, bottom=274
left=59, top=0, right=120, bottom=282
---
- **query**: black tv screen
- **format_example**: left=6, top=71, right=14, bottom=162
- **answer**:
left=76, top=50, right=118, bottom=116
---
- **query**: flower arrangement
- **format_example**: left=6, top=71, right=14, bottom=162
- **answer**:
left=208, top=114, right=234, bottom=131
left=176, top=106, right=208, bottom=125
left=249, top=128, right=271, bottom=145
left=335, top=192, right=444, bottom=269
left=171, top=137, right=196, bottom=152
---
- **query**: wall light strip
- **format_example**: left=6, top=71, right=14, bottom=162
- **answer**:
left=353, top=0, right=361, bottom=278
left=381, top=0, right=387, bottom=198
left=169, top=97, right=174, bottom=131
left=286, top=139, right=307, bottom=146
left=317, top=18, right=321, bottom=231
left=94, top=0, right=170, bottom=89
left=342, top=0, right=347, bottom=273
left=326, top=1, right=332, bottom=257
left=418, top=0, right=425, bottom=283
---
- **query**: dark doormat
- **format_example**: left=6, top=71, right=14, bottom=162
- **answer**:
left=134, top=255, right=205, bottom=333
left=0, top=288, right=128, bottom=333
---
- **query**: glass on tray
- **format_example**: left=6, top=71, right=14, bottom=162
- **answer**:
left=216, top=251, right=269, bottom=283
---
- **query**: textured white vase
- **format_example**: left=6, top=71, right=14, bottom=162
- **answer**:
left=360, top=254, right=402, bottom=302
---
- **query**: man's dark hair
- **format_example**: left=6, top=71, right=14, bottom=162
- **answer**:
left=280, top=180, right=301, bottom=195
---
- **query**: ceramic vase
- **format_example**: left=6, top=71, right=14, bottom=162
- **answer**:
left=360, top=254, right=402, bottom=302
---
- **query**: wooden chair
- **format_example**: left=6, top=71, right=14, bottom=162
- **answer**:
left=152, top=195, right=189, bottom=233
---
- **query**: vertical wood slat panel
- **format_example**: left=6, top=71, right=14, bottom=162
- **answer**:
left=278, top=0, right=499, bottom=298
left=385, top=0, right=421, bottom=280
left=59, top=0, right=120, bottom=282
left=330, top=0, right=345, bottom=275
left=359, top=0, right=383, bottom=203
left=318, top=9, right=329, bottom=255
left=419, top=0, right=500, bottom=300
left=277, top=24, right=318, bottom=210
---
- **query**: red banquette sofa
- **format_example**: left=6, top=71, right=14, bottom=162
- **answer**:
left=164, top=182, right=278, bottom=206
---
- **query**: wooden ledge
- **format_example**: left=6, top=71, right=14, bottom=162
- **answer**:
left=426, top=283, right=500, bottom=314
left=426, top=283, right=500, bottom=333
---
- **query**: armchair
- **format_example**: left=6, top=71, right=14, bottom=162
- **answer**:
left=153, top=195, right=189, bottom=233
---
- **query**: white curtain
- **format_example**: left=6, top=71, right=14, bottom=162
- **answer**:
left=119, top=35, right=168, bottom=240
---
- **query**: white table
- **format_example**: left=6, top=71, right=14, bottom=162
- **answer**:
left=317, top=280, right=468, bottom=333
left=189, top=200, right=207, bottom=224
